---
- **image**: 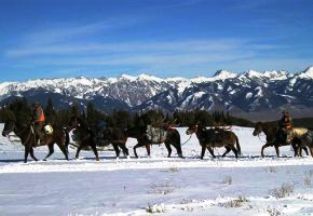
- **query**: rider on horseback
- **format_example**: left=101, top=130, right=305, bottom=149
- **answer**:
left=279, top=110, right=292, bottom=143
left=31, top=102, right=45, bottom=145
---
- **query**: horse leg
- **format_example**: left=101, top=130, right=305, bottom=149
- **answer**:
left=164, top=142, right=172, bottom=158
left=75, top=145, right=83, bottom=159
left=29, top=147, right=38, bottom=161
left=274, top=145, right=280, bottom=157
left=291, top=143, right=298, bottom=157
left=207, top=146, right=216, bottom=159
left=112, top=143, right=120, bottom=158
left=303, top=147, right=309, bottom=156
left=230, top=145, right=238, bottom=158
left=261, top=143, right=270, bottom=157
left=222, top=147, right=231, bottom=157
left=43, top=144, right=54, bottom=161
left=145, top=144, right=151, bottom=157
left=57, top=142, right=69, bottom=161
left=200, top=145, right=206, bottom=159
left=173, top=143, right=183, bottom=158
left=119, top=143, right=129, bottom=157
left=91, top=141, right=99, bottom=161
left=133, top=143, right=143, bottom=158
left=310, top=147, right=313, bottom=158
left=24, top=145, right=30, bottom=163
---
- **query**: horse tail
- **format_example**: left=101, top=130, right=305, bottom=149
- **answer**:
left=234, top=134, right=241, bottom=156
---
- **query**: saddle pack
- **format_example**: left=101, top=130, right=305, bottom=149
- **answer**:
left=146, top=125, right=167, bottom=143
left=44, top=124, right=54, bottom=135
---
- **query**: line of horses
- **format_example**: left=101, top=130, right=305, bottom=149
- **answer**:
left=2, top=112, right=313, bottom=163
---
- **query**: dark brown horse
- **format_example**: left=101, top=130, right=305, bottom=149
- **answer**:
left=102, top=126, right=129, bottom=158
left=186, top=124, right=241, bottom=159
left=127, top=124, right=183, bottom=158
left=252, top=122, right=308, bottom=157
left=2, top=115, right=69, bottom=163
left=67, top=116, right=99, bottom=161
left=291, top=131, right=313, bottom=157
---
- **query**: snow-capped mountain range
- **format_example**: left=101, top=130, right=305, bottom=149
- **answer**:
left=1, top=66, right=313, bottom=121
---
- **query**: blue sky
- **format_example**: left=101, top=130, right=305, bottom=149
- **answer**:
left=1, top=0, right=313, bottom=81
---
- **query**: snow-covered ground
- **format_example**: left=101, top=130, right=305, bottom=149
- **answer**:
left=1, top=125, right=313, bottom=215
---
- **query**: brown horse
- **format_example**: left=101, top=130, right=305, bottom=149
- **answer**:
left=102, top=126, right=129, bottom=158
left=186, top=124, right=241, bottom=159
left=2, top=116, right=69, bottom=163
left=67, top=116, right=99, bottom=161
left=252, top=122, right=308, bottom=157
left=126, top=124, right=183, bottom=158
left=291, top=131, right=313, bottom=157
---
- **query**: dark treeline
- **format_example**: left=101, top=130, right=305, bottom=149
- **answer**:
left=0, top=97, right=255, bottom=127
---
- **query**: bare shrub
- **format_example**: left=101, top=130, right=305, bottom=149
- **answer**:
left=218, top=196, right=249, bottom=208
left=146, top=203, right=166, bottom=214
left=149, top=182, right=175, bottom=195
left=267, top=207, right=283, bottom=216
left=271, top=183, right=294, bottom=199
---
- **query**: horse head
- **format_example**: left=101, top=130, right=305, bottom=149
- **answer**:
left=2, top=120, right=16, bottom=137
left=186, top=124, right=198, bottom=135
left=2, top=109, right=17, bottom=137
left=253, top=122, right=263, bottom=136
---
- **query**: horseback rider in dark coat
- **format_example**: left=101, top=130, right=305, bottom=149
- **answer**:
left=278, top=110, right=292, bottom=143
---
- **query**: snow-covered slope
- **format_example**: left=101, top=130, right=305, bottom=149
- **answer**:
left=1, top=66, right=313, bottom=120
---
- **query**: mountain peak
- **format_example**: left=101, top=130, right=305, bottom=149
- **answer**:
left=138, top=73, right=164, bottom=82
left=298, top=66, right=313, bottom=79
left=213, top=70, right=237, bottom=80
left=120, top=74, right=137, bottom=81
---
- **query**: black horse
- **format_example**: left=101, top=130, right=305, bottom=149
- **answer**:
left=126, top=124, right=183, bottom=158
left=2, top=111, right=69, bottom=163
left=252, top=122, right=308, bottom=157
left=186, top=124, right=241, bottom=159
left=102, top=126, right=129, bottom=158
left=67, top=116, right=99, bottom=161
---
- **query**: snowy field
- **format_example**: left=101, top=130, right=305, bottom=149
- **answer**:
left=1, top=125, right=313, bottom=216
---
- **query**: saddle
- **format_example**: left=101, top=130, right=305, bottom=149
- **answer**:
left=146, top=125, right=167, bottom=143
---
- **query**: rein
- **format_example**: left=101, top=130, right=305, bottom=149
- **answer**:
left=181, top=135, right=192, bottom=146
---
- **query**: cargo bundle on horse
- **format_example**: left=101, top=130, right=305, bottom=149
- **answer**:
left=1, top=109, right=69, bottom=163
left=186, top=124, right=241, bottom=159
left=126, top=114, right=183, bottom=158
